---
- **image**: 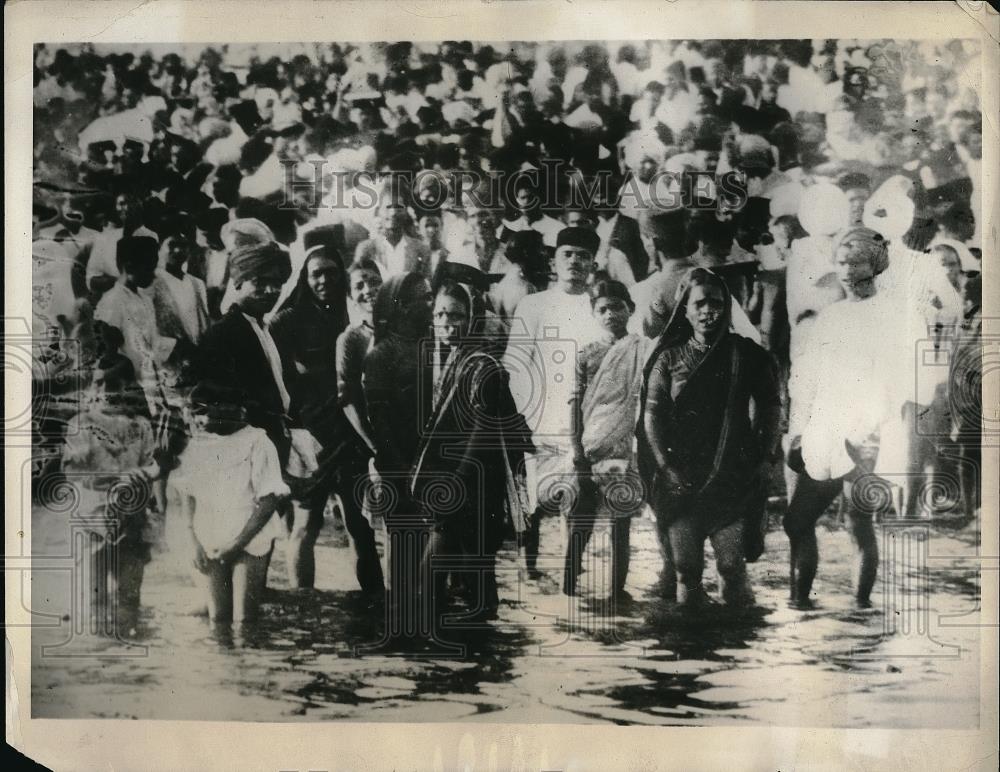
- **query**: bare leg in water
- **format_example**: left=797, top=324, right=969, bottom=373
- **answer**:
left=842, top=479, right=878, bottom=608
left=783, top=474, right=843, bottom=609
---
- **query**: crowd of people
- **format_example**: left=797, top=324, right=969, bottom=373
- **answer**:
left=30, top=38, right=983, bottom=638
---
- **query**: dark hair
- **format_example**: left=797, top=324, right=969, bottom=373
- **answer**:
left=435, top=279, right=473, bottom=316
left=589, top=279, right=635, bottom=312
left=685, top=267, right=729, bottom=296
left=771, top=214, right=808, bottom=242
left=347, top=257, right=382, bottom=277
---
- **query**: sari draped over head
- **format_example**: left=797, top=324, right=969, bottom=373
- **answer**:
left=268, top=244, right=359, bottom=493
left=372, top=272, right=427, bottom=344
left=365, top=272, right=433, bottom=496
left=636, top=268, right=781, bottom=554
left=409, top=283, right=535, bottom=542
left=580, top=333, right=653, bottom=463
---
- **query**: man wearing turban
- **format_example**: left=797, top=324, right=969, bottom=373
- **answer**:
left=784, top=226, right=896, bottom=610
left=197, top=240, right=296, bottom=463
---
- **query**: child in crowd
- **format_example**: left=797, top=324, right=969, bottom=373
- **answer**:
left=172, top=382, right=289, bottom=625
left=565, top=280, right=649, bottom=600
left=62, top=339, right=158, bottom=636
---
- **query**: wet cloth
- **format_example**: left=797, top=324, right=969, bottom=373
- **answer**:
left=171, top=425, right=289, bottom=557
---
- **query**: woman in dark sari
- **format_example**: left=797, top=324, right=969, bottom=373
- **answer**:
left=637, top=268, right=781, bottom=609
left=410, top=280, right=534, bottom=627
left=364, top=272, right=435, bottom=634
left=269, top=243, right=383, bottom=595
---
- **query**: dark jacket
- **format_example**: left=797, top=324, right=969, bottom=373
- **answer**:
left=197, top=306, right=297, bottom=462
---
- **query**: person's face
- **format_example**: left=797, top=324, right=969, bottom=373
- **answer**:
left=432, top=293, right=470, bottom=345
left=761, top=82, right=777, bottom=103
left=934, top=247, right=962, bottom=290
left=769, top=221, right=792, bottom=253
left=349, top=268, right=382, bottom=314
left=235, top=267, right=285, bottom=316
left=125, top=259, right=157, bottom=289
left=554, top=246, right=594, bottom=286
left=161, top=236, right=189, bottom=272
left=592, top=296, right=630, bottom=337
left=419, top=215, right=442, bottom=246
left=115, top=195, right=137, bottom=225
left=834, top=244, right=875, bottom=296
left=963, top=131, right=982, bottom=160
left=474, top=210, right=496, bottom=238
left=637, top=158, right=657, bottom=183
left=846, top=188, right=869, bottom=226
left=379, top=203, right=406, bottom=232
left=684, top=283, right=726, bottom=339
left=306, top=255, right=341, bottom=306
left=400, top=278, right=434, bottom=333
left=565, top=211, right=594, bottom=229
left=515, top=188, right=536, bottom=213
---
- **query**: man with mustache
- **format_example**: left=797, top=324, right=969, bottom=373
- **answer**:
left=502, top=226, right=602, bottom=580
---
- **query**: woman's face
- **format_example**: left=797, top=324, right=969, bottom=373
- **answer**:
left=432, top=292, right=470, bottom=345
left=400, top=278, right=434, bottom=334
left=684, top=283, right=726, bottom=339
left=306, top=255, right=342, bottom=306
left=349, top=268, right=383, bottom=314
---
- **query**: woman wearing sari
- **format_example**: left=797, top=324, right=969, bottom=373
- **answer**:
left=637, top=269, right=782, bottom=609
left=269, top=244, right=383, bottom=595
left=364, top=272, right=435, bottom=633
left=410, top=280, right=534, bottom=628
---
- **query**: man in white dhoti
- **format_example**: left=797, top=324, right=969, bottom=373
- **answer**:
left=502, top=226, right=602, bottom=578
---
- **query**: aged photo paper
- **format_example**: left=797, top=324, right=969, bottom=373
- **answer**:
left=5, top=0, right=999, bottom=769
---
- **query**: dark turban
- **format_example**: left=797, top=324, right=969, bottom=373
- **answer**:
left=228, top=241, right=292, bottom=285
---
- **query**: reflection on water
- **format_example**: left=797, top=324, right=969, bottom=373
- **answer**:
left=31, top=507, right=982, bottom=726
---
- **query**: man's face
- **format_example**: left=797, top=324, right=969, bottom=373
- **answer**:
left=379, top=204, right=406, bottom=232
left=473, top=210, right=496, bottom=239
left=592, top=296, right=630, bottom=336
left=834, top=244, right=875, bottom=295
left=963, top=130, right=982, bottom=160
left=419, top=215, right=443, bottom=246
left=554, top=245, right=594, bottom=285
left=235, top=267, right=285, bottom=316
left=161, top=236, right=189, bottom=272
left=306, top=255, right=341, bottom=306
left=349, top=268, right=382, bottom=314
left=515, top=188, right=536, bottom=213
left=564, top=210, right=594, bottom=230
left=761, top=82, right=777, bottom=103
left=125, top=259, right=157, bottom=289
left=685, top=283, right=726, bottom=338
left=637, top=158, right=657, bottom=184
left=846, top=188, right=869, bottom=226
left=432, top=292, right=469, bottom=345
left=115, top=195, right=137, bottom=225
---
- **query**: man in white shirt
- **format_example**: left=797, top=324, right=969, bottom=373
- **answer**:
left=86, top=192, right=159, bottom=298
left=499, top=182, right=565, bottom=249
left=354, top=200, right=430, bottom=280
left=94, top=236, right=175, bottom=417
left=502, top=226, right=603, bottom=578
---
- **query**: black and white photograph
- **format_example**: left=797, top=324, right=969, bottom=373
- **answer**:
left=6, top=0, right=998, bottom=768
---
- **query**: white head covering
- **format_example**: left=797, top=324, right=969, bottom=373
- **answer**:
left=798, top=183, right=850, bottom=237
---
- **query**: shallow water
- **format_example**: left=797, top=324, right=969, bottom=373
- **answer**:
left=30, top=503, right=982, bottom=726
